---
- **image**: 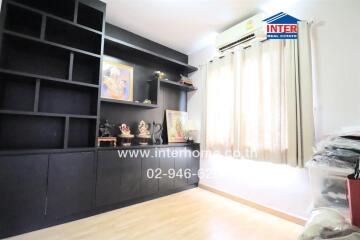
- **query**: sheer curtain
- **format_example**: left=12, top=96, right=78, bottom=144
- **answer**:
left=205, top=22, right=314, bottom=167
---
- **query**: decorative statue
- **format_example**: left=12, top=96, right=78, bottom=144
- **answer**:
left=99, top=120, right=115, bottom=137
left=154, top=71, right=167, bottom=81
left=143, top=99, right=152, bottom=104
left=151, top=122, right=163, bottom=145
left=137, top=120, right=151, bottom=145
left=98, top=120, right=117, bottom=147
left=118, top=123, right=134, bottom=146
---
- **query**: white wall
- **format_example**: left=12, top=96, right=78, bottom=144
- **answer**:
left=188, top=0, right=360, bottom=219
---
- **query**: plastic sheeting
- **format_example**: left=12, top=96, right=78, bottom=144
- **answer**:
left=299, top=208, right=360, bottom=240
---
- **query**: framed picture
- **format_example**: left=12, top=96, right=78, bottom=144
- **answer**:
left=101, top=57, right=134, bottom=101
left=166, top=110, right=188, bottom=143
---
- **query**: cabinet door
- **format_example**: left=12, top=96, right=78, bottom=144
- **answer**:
left=159, top=150, right=175, bottom=192
left=46, top=152, right=95, bottom=219
left=96, top=150, right=122, bottom=207
left=0, top=154, right=48, bottom=238
left=141, top=148, right=159, bottom=196
left=174, top=147, right=189, bottom=189
left=187, top=145, right=200, bottom=185
left=96, top=150, right=141, bottom=207
left=119, top=151, right=141, bottom=202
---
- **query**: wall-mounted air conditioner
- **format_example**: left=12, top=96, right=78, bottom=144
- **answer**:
left=216, top=13, right=267, bottom=52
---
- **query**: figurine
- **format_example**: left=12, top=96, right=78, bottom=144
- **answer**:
left=154, top=71, right=167, bottom=80
left=143, top=99, right=152, bottom=104
left=137, top=120, right=151, bottom=145
left=179, top=74, right=194, bottom=86
left=118, top=123, right=134, bottom=146
left=98, top=120, right=117, bottom=147
left=99, top=120, right=114, bottom=137
left=151, top=122, right=163, bottom=145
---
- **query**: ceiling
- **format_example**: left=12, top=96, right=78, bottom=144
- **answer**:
left=104, top=0, right=276, bottom=55
left=103, top=0, right=315, bottom=55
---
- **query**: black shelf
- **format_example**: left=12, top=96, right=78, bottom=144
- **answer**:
left=77, top=2, right=104, bottom=32
left=68, top=118, right=97, bottom=148
left=98, top=143, right=199, bottom=151
left=0, top=147, right=97, bottom=156
left=0, top=110, right=98, bottom=119
left=38, top=82, right=98, bottom=116
left=45, top=17, right=102, bottom=55
left=4, top=3, right=42, bottom=38
left=0, top=114, right=65, bottom=150
left=104, top=36, right=198, bottom=74
left=0, top=74, right=36, bottom=111
left=160, top=79, right=197, bottom=92
left=0, top=69, right=99, bottom=88
left=100, top=98, right=159, bottom=109
left=11, top=0, right=75, bottom=21
left=7, top=0, right=103, bottom=35
left=3, top=30, right=101, bottom=58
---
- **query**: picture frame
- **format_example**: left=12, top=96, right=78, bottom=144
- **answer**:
left=165, top=110, right=188, bottom=143
left=101, top=56, right=134, bottom=102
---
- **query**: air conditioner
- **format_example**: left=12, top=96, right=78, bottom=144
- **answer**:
left=216, top=13, right=267, bottom=52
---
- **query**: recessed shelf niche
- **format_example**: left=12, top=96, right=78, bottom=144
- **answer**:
left=0, top=114, right=65, bottom=150
left=72, top=53, right=100, bottom=85
left=77, top=3, right=103, bottom=31
left=68, top=118, right=96, bottom=148
left=0, top=34, right=70, bottom=79
left=12, top=0, right=75, bottom=21
left=0, top=73, right=36, bottom=111
left=38, top=82, right=98, bottom=116
left=4, top=4, right=42, bottom=38
left=45, top=18, right=102, bottom=55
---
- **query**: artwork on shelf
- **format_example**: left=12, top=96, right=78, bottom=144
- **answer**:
left=101, top=57, right=134, bottom=102
left=165, top=110, right=188, bottom=143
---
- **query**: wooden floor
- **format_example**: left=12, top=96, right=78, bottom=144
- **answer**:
left=8, top=188, right=303, bottom=240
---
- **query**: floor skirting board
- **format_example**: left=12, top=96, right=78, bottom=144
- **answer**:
left=198, top=183, right=307, bottom=226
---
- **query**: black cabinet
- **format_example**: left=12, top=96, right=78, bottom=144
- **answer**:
left=119, top=152, right=141, bottom=201
left=140, top=148, right=159, bottom=196
left=96, top=150, right=141, bottom=207
left=187, top=145, right=200, bottom=185
left=174, top=147, right=189, bottom=189
left=46, top=152, right=95, bottom=219
left=0, top=154, right=48, bottom=238
left=159, top=150, right=175, bottom=192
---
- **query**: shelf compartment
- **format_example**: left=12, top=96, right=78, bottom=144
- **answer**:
left=77, top=3, right=103, bottom=32
left=0, top=68, right=98, bottom=89
left=0, top=114, right=65, bottom=150
left=45, top=18, right=102, bottom=55
left=12, top=0, right=75, bottom=21
left=5, top=3, right=42, bottom=38
left=104, top=36, right=198, bottom=74
left=72, top=53, right=100, bottom=85
left=160, top=79, right=197, bottom=92
left=0, top=34, right=70, bottom=79
left=100, top=98, right=159, bottom=109
left=68, top=118, right=96, bottom=148
left=38, top=82, right=98, bottom=116
left=0, top=73, right=36, bottom=111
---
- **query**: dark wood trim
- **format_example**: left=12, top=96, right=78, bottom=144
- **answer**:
left=33, top=79, right=40, bottom=112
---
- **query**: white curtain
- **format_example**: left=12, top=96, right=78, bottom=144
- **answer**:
left=205, top=21, right=314, bottom=167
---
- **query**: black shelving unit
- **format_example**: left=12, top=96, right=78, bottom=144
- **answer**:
left=104, top=36, right=198, bottom=74
left=101, top=98, right=159, bottom=109
left=160, top=79, right=197, bottom=92
left=0, top=0, right=105, bottom=151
